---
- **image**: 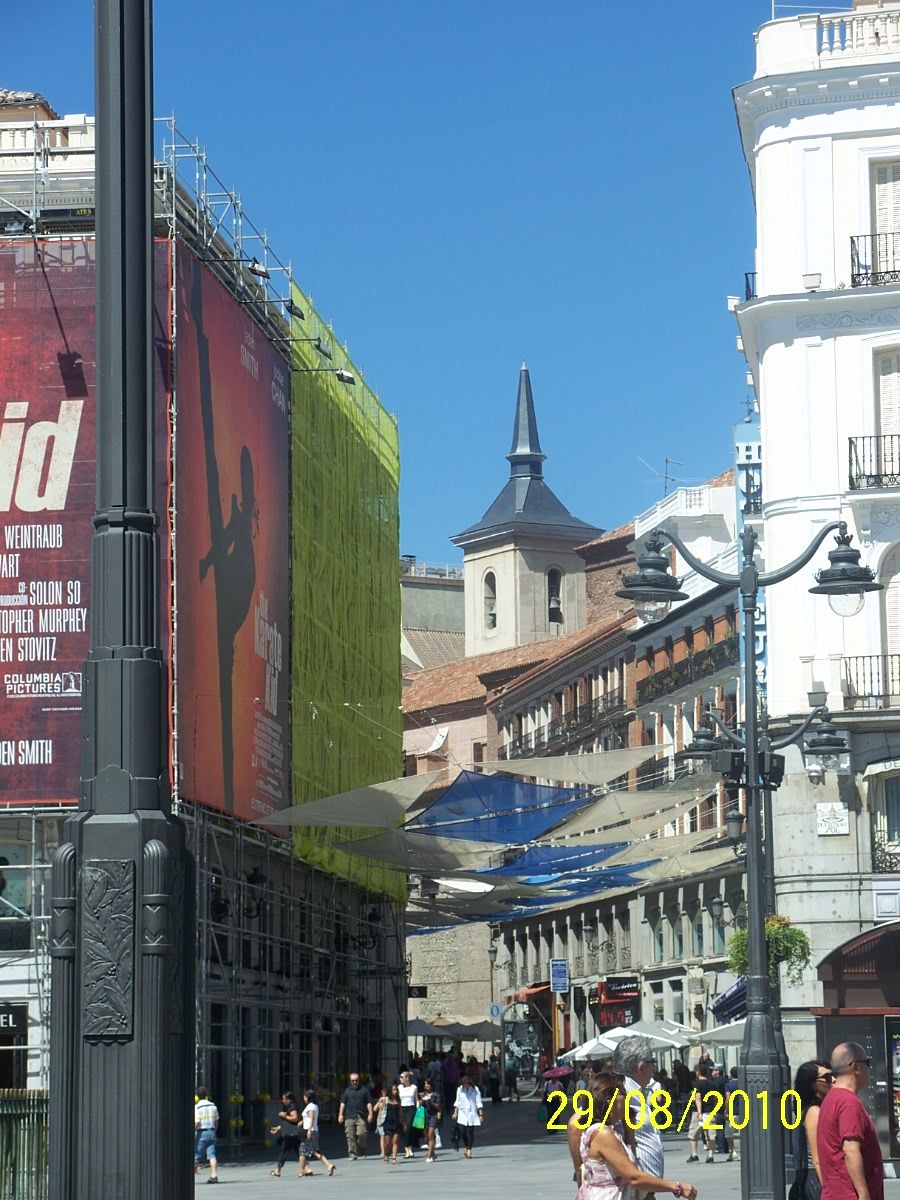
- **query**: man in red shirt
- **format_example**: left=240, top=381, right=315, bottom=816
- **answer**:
left=817, top=1042, right=884, bottom=1200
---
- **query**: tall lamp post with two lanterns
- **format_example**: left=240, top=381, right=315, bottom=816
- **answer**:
left=616, top=520, right=879, bottom=1200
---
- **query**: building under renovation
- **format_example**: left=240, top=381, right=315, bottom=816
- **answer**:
left=0, top=88, right=404, bottom=1140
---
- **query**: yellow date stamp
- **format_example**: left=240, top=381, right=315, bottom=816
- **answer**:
left=545, top=1087, right=804, bottom=1132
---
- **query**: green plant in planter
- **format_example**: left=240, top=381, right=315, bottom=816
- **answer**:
left=726, top=914, right=812, bottom=986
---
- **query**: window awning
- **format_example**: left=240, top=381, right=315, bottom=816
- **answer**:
left=863, top=758, right=900, bottom=779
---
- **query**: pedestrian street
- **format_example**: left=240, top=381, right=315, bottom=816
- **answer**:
left=192, top=1098, right=900, bottom=1199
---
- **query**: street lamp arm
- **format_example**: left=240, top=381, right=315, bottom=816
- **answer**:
left=757, top=521, right=844, bottom=588
left=650, top=527, right=738, bottom=587
left=769, top=706, right=828, bottom=752
left=704, top=709, right=745, bottom=748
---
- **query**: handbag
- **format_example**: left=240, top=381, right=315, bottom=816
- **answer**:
left=412, top=1104, right=426, bottom=1130
left=536, top=1101, right=548, bottom=1125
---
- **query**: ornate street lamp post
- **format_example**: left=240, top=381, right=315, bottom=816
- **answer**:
left=617, top=521, right=879, bottom=1200
left=48, top=2, right=194, bottom=1196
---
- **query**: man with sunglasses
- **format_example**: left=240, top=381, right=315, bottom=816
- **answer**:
left=817, top=1043, right=884, bottom=1200
left=613, top=1036, right=664, bottom=1196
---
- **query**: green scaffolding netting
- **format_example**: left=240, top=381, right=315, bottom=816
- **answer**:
left=288, top=282, right=404, bottom=898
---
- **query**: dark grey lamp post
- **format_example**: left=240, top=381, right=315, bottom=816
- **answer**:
left=49, top=2, right=194, bottom=1197
left=617, top=522, right=879, bottom=1200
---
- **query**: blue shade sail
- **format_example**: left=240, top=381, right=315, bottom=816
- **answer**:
left=480, top=841, right=630, bottom=877
left=406, top=769, right=592, bottom=842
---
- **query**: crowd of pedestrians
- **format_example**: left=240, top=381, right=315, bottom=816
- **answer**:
left=191, top=1048, right=493, bottom=1180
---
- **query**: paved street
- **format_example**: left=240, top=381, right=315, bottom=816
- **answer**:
left=194, top=1099, right=900, bottom=1198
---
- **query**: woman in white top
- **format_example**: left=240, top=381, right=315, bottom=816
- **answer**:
left=451, top=1076, right=484, bottom=1159
left=297, top=1089, right=336, bottom=1178
left=397, top=1071, right=420, bottom=1158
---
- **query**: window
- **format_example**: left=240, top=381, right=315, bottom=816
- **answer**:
left=483, top=571, right=497, bottom=630
left=872, top=162, right=900, bottom=277
left=886, top=776, right=900, bottom=842
left=547, top=568, right=563, bottom=624
left=881, top=543, right=900, bottom=658
left=652, top=921, right=664, bottom=964
left=692, top=915, right=704, bottom=956
left=875, top=354, right=900, bottom=483
left=712, top=917, right=726, bottom=955
left=673, top=917, right=684, bottom=960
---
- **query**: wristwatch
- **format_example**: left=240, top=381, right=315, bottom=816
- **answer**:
left=674, top=1183, right=685, bottom=1197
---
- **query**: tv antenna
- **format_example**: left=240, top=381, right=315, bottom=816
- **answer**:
left=637, top=456, right=697, bottom=497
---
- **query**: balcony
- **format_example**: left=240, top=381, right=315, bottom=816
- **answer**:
left=849, top=435, right=900, bottom=490
left=755, top=9, right=900, bottom=78
left=636, top=637, right=740, bottom=707
left=503, top=687, right=626, bottom=760
left=851, top=234, right=900, bottom=289
left=844, top=655, right=900, bottom=711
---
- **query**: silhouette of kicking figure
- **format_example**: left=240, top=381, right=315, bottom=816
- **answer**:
left=190, top=262, right=257, bottom=814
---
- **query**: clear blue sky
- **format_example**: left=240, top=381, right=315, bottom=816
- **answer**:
left=9, top=1, right=784, bottom=562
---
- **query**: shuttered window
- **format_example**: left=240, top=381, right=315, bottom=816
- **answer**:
left=874, top=162, right=900, bottom=235
left=872, top=163, right=900, bottom=278
left=885, top=776, right=900, bottom=843
left=877, top=350, right=900, bottom=438
left=882, top=543, right=900, bottom=656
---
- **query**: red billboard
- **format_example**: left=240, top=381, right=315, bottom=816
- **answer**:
left=0, top=238, right=172, bottom=805
left=174, top=249, right=290, bottom=821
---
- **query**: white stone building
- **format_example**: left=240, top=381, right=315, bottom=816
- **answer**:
left=734, top=2, right=900, bottom=1134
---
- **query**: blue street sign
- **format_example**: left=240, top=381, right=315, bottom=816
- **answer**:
left=550, top=958, right=569, bottom=993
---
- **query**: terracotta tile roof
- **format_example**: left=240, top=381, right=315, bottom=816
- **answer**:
left=403, top=641, right=557, bottom=716
left=403, top=629, right=466, bottom=672
left=489, top=613, right=633, bottom=698
left=705, top=466, right=735, bottom=488
left=576, top=520, right=635, bottom=554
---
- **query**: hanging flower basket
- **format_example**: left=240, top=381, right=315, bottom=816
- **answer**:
left=727, top=914, right=812, bottom=985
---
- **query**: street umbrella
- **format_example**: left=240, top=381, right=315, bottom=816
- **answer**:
left=541, top=1066, right=574, bottom=1080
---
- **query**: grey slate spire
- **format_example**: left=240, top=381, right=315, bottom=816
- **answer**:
left=452, top=364, right=601, bottom=549
left=507, top=362, right=546, bottom=477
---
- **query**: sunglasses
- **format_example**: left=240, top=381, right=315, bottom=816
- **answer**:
left=850, top=1057, right=873, bottom=1068
left=817, top=1073, right=834, bottom=1084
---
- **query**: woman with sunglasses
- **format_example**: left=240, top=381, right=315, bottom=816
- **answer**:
left=575, top=1072, right=698, bottom=1200
left=792, top=1060, right=833, bottom=1200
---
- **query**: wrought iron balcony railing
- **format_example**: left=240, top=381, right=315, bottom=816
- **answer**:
left=745, top=272, right=757, bottom=301
left=636, top=637, right=739, bottom=706
left=843, top=654, right=900, bottom=711
left=849, top=435, right=900, bottom=490
left=503, top=687, right=626, bottom=760
left=851, top=234, right=900, bottom=288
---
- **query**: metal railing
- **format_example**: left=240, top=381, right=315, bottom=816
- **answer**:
left=0, top=1091, right=48, bottom=1200
left=745, top=272, right=757, bottom=301
left=843, top=655, right=900, bottom=711
left=851, top=234, right=900, bottom=288
left=849, top=435, right=900, bottom=490
left=503, top=688, right=626, bottom=760
left=636, top=637, right=739, bottom=706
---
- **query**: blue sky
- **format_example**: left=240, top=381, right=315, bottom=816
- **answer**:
left=9, top=1, right=786, bottom=562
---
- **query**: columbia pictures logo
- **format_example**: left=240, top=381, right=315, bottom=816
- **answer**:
left=4, top=672, right=82, bottom=698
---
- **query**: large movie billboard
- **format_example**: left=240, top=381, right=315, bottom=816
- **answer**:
left=174, top=249, right=290, bottom=821
left=0, top=238, right=171, bottom=806
left=0, top=240, right=96, bottom=803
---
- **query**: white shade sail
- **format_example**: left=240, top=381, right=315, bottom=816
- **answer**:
left=602, top=827, right=725, bottom=867
left=483, top=746, right=658, bottom=786
left=545, top=774, right=717, bottom=840
left=335, top=828, right=503, bottom=872
left=248, top=767, right=454, bottom=829
left=635, top=842, right=736, bottom=882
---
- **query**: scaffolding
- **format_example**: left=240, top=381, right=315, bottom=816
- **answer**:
left=0, top=103, right=407, bottom=1139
